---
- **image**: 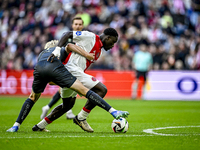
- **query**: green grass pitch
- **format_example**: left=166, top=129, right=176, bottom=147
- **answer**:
left=0, top=96, right=200, bottom=150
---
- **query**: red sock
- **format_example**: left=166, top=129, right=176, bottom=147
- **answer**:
left=44, top=117, right=52, bottom=124
left=83, top=107, right=91, bottom=113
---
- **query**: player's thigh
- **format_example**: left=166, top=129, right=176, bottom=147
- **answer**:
left=51, top=64, right=77, bottom=88
left=72, top=71, right=100, bottom=89
left=32, top=64, right=49, bottom=93
left=136, top=70, right=147, bottom=82
left=60, top=87, right=77, bottom=98
left=32, top=79, right=48, bottom=93
left=32, top=60, right=63, bottom=93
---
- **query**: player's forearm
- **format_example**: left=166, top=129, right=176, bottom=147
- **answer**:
left=51, top=32, right=73, bottom=58
left=57, top=31, right=73, bottom=47
left=66, top=43, right=89, bottom=58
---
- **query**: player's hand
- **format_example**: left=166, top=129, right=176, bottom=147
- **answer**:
left=47, top=53, right=56, bottom=62
left=86, top=53, right=95, bottom=61
left=47, top=47, right=61, bottom=62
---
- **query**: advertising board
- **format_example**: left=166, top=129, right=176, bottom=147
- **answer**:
left=144, top=71, right=200, bottom=100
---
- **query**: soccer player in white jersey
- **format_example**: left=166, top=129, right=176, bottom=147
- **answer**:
left=40, top=16, right=84, bottom=120
left=7, top=35, right=129, bottom=133
left=33, top=28, right=119, bottom=132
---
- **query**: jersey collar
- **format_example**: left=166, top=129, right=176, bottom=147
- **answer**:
left=96, top=35, right=103, bottom=48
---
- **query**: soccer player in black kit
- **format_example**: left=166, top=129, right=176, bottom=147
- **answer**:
left=7, top=37, right=129, bottom=132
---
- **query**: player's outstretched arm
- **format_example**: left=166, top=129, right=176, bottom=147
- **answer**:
left=66, top=43, right=95, bottom=60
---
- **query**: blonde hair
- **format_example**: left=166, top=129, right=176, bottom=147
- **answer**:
left=44, top=40, right=59, bottom=49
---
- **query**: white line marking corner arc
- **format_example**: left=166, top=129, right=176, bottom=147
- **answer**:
left=143, top=125, right=200, bottom=136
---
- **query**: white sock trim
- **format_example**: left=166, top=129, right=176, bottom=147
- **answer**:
left=67, top=109, right=72, bottom=114
left=44, top=105, right=50, bottom=110
left=37, top=119, right=49, bottom=129
left=13, top=122, right=20, bottom=127
left=78, top=109, right=89, bottom=120
left=108, top=107, right=116, bottom=113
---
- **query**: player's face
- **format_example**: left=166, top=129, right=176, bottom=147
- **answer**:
left=72, top=19, right=84, bottom=31
left=103, top=36, right=118, bottom=51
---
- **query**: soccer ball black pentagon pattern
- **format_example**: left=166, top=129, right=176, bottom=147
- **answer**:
left=111, top=118, right=129, bottom=133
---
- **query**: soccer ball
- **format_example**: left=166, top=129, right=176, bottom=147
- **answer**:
left=111, top=118, right=129, bottom=133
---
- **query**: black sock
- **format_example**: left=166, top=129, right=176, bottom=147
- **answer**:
left=86, top=90, right=111, bottom=111
left=48, top=91, right=61, bottom=108
left=16, top=98, right=35, bottom=124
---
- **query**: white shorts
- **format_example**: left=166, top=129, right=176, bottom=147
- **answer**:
left=61, top=69, right=99, bottom=98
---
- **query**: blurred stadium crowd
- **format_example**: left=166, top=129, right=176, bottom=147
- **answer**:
left=0, top=0, right=200, bottom=71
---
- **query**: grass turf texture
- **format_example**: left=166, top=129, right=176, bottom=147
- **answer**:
left=0, top=96, right=200, bottom=150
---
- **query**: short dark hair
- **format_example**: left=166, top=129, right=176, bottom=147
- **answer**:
left=103, top=28, right=118, bottom=38
left=72, top=16, right=84, bottom=24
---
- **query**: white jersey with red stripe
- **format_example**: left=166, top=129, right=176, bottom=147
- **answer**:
left=60, top=31, right=104, bottom=98
left=63, top=31, right=103, bottom=72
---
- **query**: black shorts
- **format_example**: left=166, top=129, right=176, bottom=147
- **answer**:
left=32, top=60, right=77, bottom=93
left=135, top=70, right=147, bottom=81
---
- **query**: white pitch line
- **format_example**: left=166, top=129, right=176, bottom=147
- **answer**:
left=143, top=125, right=200, bottom=136
left=2, top=126, right=200, bottom=139
left=0, top=135, right=153, bottom=139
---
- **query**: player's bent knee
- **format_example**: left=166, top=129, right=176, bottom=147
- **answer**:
left=102, top=86, right=107, bottom=96
left=58, top=87, right=61, bottom=94
left=29, top=91, right=41, bottom=103
left=61, top=87, right=77, bottom=99
left=92, top=83, right=107, bottom=98
left=98, top=86, right=107, bottom=98
left=70, top=79, right=89, bottom=96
